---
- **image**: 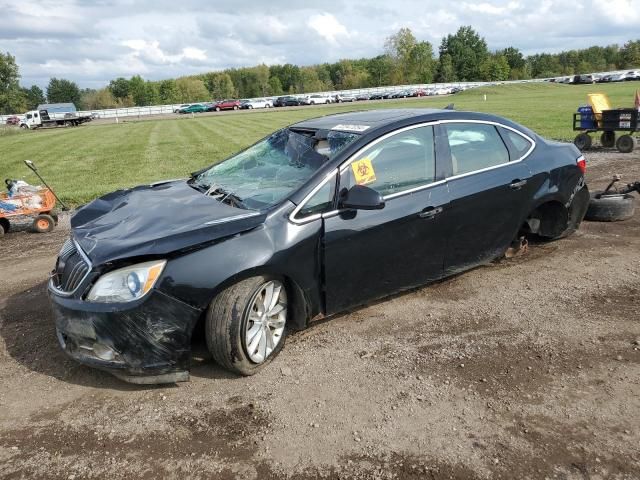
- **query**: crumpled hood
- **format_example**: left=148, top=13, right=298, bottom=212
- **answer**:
left=71, top=180, right=266, bottom=265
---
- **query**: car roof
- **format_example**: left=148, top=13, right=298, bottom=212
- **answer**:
left=291, top=108, right=450, bottom=131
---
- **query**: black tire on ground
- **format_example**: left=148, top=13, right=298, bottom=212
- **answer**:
left=215, top=106, right=221, bottom=112
left=601, top=131, right=615, bottom=148
left=233, top=106, right=238, bottom=110
left=206, top=276, right=287, bottom=376
left=573, top=133, right=592, bottom=150
left=32, top=214, right=55, bottom=233
left=585, top=191, right=635, bottom=222
left=616, top=134, right=635, bottom=153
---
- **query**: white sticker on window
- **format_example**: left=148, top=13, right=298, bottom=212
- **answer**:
left=331, top=124, right=370, bottom=132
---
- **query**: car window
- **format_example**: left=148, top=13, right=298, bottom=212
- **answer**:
left=444, top=123, right=509, bottom=176
left=499, top=127, right=533, bottom=159
left=341, top=125, right=435, bottom=197
left=296, top=177, right=336, bottom=219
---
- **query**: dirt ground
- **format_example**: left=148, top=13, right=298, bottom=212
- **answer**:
left=0, top=149, right=639, bottom=480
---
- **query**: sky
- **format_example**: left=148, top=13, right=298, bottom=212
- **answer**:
left=1, top=0, right=639, bottom=89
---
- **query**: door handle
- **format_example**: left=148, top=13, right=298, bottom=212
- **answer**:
left=418, top=206, right=443, bottom=219
left=510, top=179, right=528, bottom=190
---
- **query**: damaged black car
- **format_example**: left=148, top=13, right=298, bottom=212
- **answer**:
left=49, top=109, right=590, bottom=384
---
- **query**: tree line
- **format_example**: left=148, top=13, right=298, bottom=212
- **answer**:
left=1, top=26, right=639, bottom=114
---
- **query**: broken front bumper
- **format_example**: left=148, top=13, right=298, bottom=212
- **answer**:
left=48, top=286, right=202, bottom=384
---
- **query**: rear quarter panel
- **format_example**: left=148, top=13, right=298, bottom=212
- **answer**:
left=523, top=139, right=585, bottom=210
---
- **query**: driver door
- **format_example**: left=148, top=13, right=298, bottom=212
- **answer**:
left=322, top=125, right=450, bottom=315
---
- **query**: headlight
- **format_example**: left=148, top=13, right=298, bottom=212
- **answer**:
left=87, top=260, right=166, bottom=303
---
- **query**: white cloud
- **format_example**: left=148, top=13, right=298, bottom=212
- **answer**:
left=593, top=0, right=640, bottom=25
left=122, top=40, right=207, bottom=65
left=307, top=13, right=349, bottom=45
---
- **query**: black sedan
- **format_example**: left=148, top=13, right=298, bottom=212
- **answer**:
left=49, top=109, right=589, bottom=383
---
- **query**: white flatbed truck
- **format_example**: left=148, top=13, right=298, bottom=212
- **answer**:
left=20, top=109, right=93, bottom=129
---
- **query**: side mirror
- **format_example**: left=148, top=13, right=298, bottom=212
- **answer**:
left=340, top=185, right=385, bottom=210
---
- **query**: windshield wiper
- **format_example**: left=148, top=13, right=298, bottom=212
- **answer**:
left=206, top=185, right=246, bottom=209
left=188, top=179, right=246, bottom=209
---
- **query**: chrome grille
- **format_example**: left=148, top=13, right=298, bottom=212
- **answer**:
left=53, top=239, right=91, bottom=294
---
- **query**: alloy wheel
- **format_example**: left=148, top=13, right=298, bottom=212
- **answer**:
left=244, top=280, right=287, bottom=363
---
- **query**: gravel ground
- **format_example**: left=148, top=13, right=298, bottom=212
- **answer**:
left=0, top=149, right=639, bottom=480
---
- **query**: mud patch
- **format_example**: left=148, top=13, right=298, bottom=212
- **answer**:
left=584, top=281, right=640, bottom=320
left=500, top=414, right=637, bottom=480
left=254, top=452, right=482, bottom=480
left=0, top=399, right=269, bottom=479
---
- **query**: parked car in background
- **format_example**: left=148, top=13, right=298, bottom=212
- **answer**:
left=356, top=93, right=370, bottom=101
left=49, top=108, right=590, bottom=384
left=273, top=96, right=287, bottom=107
left=178, top=104, right=207, bottom=114
left=369, top=92, right=386, bottom=100
left=335, top=93, right=356, bottom=102
left=278, top=96, right=303, bottom=106
left=240, top=98, right=273, bottom=109
left=173, top=104, right=190, bottom=113
left=573, top=74, right=597, bottom=84
left=5, top=116, right=21, bottom=125
left=211, top=100, right=241, bottom=111
left=301, top=94, right=331, bottom=105
left=623, top=70, right=640, bottom=81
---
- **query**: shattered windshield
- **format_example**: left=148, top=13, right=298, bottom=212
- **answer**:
left=190, top=128, right=359, bottom=209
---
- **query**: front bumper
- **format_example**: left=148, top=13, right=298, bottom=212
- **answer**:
left=49, top=285, right=202, bottom=384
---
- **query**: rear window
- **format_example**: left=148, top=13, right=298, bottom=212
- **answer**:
left=499, top=127, right=533, bottom=159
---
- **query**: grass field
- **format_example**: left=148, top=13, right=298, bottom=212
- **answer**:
left=1, top=82, right=639, bottom=204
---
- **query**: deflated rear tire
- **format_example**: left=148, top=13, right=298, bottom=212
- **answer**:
left=206, top=276, right=287, bottom=375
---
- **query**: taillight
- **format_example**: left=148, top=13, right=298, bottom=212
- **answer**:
left=576, top=155, right=586, bottom=174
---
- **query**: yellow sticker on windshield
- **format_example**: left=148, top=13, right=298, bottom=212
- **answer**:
left=352, top=158, right=377, bottom=185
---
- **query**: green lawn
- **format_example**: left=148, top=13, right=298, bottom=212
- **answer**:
left=1, top=82, right=638, bottom=205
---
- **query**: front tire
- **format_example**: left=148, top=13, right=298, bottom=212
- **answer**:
left=206, top=277, right=288, bottom=376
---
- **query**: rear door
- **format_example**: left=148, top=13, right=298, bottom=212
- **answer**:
left=439, top=121, right=534, bottom=273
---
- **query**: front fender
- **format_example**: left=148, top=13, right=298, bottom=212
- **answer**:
left=156, top=203, right=323, bottom=328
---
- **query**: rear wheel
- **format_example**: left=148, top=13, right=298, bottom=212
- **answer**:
left=573, top=133, right=592, bottom=150
left=215, top=106, right=221, bottom=112
left=206, top=277, right=288, bottom=375
left=601, top=131, right=615, bottom=148
left=233, top=105, right=238, bottom=110
left=616, top=134, right=635, bottom=153
left=32, top=214, right=55, bottom=233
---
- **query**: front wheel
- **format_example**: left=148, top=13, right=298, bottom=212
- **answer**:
left=206, top=277, right=288, bottom=375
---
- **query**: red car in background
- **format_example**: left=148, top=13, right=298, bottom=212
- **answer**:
left=210, top=100, right=241, bottom=111
left=5, top=116, right=21, bottom=125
